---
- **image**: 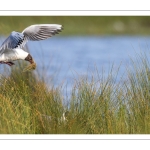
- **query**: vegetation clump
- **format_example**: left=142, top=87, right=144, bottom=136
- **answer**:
left=1, top=53, right=150, bottom=134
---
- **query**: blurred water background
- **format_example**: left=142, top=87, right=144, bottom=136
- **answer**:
left=1, top=16, right=150, bottom=96
left=1, top=36, right=150, bottom=94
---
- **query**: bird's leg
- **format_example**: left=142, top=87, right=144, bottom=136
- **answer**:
left=23, top=54, right=36, bottom=72
left=0, top=61, right=14, bottom=66
left=6, top=62, right=15, bottom=66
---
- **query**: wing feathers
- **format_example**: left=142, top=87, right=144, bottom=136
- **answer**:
left=0, top=24, right=63, bottom=52
left=22, top=24, right=63, bottom=41
left=0, top=31, right=24, bottom=53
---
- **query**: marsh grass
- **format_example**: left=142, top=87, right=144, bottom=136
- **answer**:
left=1, top=52, right=150, bottom=133
left=0, top=62, right=64, bottom=133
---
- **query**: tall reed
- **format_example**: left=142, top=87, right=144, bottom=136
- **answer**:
left=1, top=52, right=150, bottom=133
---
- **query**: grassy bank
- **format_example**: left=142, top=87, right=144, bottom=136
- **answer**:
left=1, top=53, right=150, bottom=133
left=0, top=16, right=150, bottom=35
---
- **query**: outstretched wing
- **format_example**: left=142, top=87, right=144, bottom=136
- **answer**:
left=21, top=24, right=63, bottom=47
left=0, top=24, right=63, bottom=53
left=0, top=31, right=24, bottom=54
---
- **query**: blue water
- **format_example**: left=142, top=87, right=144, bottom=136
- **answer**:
left=1, top=36, right=150, bottom=94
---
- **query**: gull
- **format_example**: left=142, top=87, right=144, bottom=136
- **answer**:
left=0, top=24, right=63, bottom=71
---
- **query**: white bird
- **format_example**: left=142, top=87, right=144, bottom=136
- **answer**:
left=0, top=24, right=63, bottom=71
